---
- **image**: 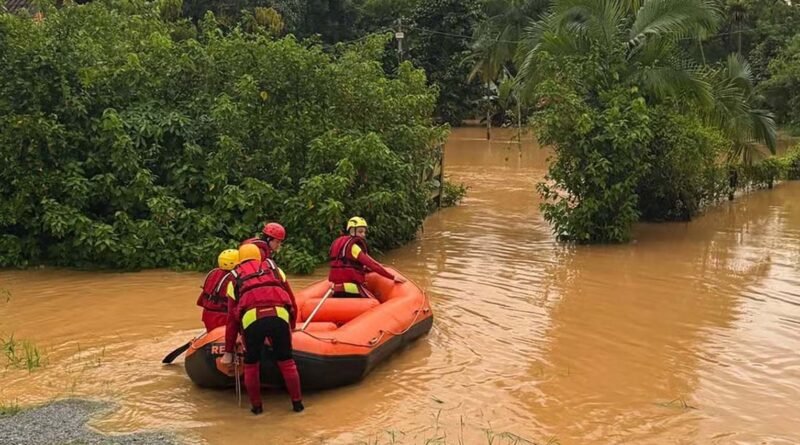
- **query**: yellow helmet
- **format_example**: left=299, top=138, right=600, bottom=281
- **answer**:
left=238, top=244, right=262, bottom=263
left=346, top=216, right=368, bottom=231
left=217, top=249, right=240, bottom=271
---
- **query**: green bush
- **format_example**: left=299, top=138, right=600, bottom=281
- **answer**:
left=734, top=144, right=800, bottom=190
left=784, top=144, right=800, bottom=180
left=0, top=0, right=445, bottom=272
left=741, top=157, right=784, bottom=189
left=763, top=35, right=800, bottom=130
left=440, top=180, right=467, bottom=208
left=636, top=107, right=728, bottom=222
left=533, top=49, right=652, bottom=243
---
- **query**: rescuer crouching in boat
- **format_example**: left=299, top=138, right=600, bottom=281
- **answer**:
left=220, top=230, right=304, bottom=415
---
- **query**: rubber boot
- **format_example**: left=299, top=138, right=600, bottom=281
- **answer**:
left=277, top=359, right=303, bottom=412
left=243, top=363, right=262, bottom=414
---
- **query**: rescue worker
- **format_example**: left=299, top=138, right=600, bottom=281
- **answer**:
left=240, top=222, right=286, bottom=260
left=328, top=216, right=405, bottom=298
left=220, top=240, right=303, bottom=415
left=196, top=249, right=239, bottom=332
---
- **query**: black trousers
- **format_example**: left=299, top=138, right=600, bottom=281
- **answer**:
left=243, top=316, right=293, bottom=364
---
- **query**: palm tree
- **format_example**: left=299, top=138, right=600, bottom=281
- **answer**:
left=516, top=0, right=721, bottom=105
left=515, top=0, right=776, bottom=159
left=497, top=73, right=526, bottom=144
left=467, top=38, right=505, bottom=140
left=727, top=0, right=748, bottom=54
left=708, top=53, right=777, bottom=165
left=469, top=0, right=548, bottom=140
left=473, top=0, right=550, bottom=67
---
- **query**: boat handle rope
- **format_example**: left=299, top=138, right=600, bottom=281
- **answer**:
left=295, top=292, right=431, bottom=349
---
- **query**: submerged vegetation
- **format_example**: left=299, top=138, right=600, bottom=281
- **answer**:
left=0, top=399, right=21, bottom=417
left=1, top=0, right=799, bottom=268
left=1, top=334, right=45, bottom=372
left=0, top=0, right=448, bottom=273
left=469, top=0, right=800, bottom=242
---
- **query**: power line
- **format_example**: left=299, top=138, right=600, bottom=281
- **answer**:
left=682, top=22, right=798, bottom=41
left=320, top=27, right=394, bottom=49
left=405, top=21, right=800, bottom=45
left=414, top=27, right=518, bottom=44
left=318, top=20, right=799, bottom=56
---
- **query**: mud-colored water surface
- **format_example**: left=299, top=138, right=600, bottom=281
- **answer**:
left=2, top=128, right=799, bottom=444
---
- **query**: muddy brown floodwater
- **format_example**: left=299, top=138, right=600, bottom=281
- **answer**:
left=2, top=127, right=799, bottom=444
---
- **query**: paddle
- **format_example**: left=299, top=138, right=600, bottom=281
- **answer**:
left=300, top=285, right=334, bottom=331
left=162, top=329, right=206, bottom=364
left=161, top=342, right=190, bottom=364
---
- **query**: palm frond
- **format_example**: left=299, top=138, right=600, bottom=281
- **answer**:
left=475, top=0, right=552, bottom=68
left=466, top=37, right=505, bottom=84
left=515, top=12, right=554, bottom=90
left=626, top=0, right=644, bottom=14
left=641, top=63, right=713, bottom=107
left=629, top=0, right=720, bottom=49
left=497, top=76, right=516, bottom=108
left=552, top=0, right=627, bottom=48
left=723, top=52, right=754, bottom=95
left=708, top=79, right=749, bottom=130
left=705, top=56, right=778, bottom=160
left=749, top=108, right=777, bottom=155
left=629, top=33, right=675, bottom=62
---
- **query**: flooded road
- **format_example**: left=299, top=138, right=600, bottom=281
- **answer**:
left=2, top=127, right=800, bottom=444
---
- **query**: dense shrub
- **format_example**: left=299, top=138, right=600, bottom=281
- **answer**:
left=636, top=108, right=728, bottom=222
left=533, top=49, right=653, bottom=243
left=0, top=0, right=446, bottom=272
left=736, top=144, right=800, bottom=190
left=785, top=145, right=800, bottom=180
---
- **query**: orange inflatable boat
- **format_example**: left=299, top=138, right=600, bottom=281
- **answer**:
left=184, top=268, right=433, bottom=390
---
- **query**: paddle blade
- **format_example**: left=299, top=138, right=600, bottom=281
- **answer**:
left=162, top=342, right=191, bottom=364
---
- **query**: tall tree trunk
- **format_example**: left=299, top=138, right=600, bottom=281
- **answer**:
left=485, top=81, right=491, bottom=141
left=698, top=37, right=706, bottom=65
left=737, top=25, right=742, bottom=54
left=517, top=96, right=522, bottom=146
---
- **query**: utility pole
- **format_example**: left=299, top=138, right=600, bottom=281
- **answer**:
left=395, top=19, right=405, bottom=64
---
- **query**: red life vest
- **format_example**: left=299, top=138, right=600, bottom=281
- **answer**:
left=328, top=235, right=369, bottom=284
left=240, top=238, right=272, bottom=260
left=230, top=259, right=292, bottom=319
left=196, top=268, right=232, bottom=313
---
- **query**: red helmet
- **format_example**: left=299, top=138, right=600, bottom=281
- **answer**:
left=262, top=222, right=286, bottom=241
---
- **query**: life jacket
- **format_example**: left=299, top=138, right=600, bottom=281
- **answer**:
left=328, top=235, right=369, bottom=285
left=196, top=268, right=231, bottom=313
left=240, top=238, right=271, bottom=260
left=230, top=259, right=292, bottom=327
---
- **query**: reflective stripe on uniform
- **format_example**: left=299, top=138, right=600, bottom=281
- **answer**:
left=343, top=282, right=360, bottom=294
left=275, top=306, right=289, bottom=323
left=242, top=306, right=290, bottom=330
left=350, top=243, right=362, bottom=259
left=226, top=281, right=236, bottom=300
left=242, top=308, right=257, bottom=329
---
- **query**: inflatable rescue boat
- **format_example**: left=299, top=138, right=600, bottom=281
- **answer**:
left=184, top=268, right=433, bottom=390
